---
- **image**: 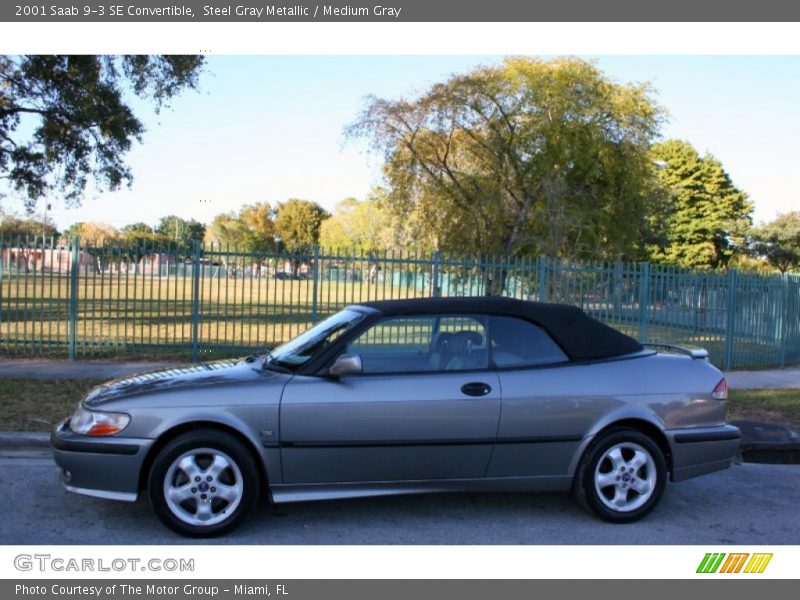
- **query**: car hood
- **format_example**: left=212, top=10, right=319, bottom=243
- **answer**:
left=83, top=357, right=283, bottom=407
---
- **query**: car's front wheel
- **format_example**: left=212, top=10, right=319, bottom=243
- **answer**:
left=574, top=428, right=667, bottom=523
left=147, top=429, right=260, bottom=537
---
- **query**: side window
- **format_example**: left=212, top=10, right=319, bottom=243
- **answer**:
left=349, top=316, right=435, bottom=357
left=489, top=316, right=568, bottom=368
left=347, top=315, right=488, bottom=374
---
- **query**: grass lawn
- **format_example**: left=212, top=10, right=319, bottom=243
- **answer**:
left=1, top=378, right=799, bottom=432
left=727, top=389, right=800, bottom=429
left=0, top=379, right=104, bottom=432
left=0, top=273, right=426, bottom=360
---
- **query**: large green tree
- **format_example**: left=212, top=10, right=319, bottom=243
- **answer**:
left=63, top=221, right=119, bottom=244
left=0, top=212, right=58, bottom=240
left=650, top=140, right=752, bottom=269
left=273, top=198, right=329, bottom=253
left=0, top=55, right=204, bottom=209
left=347, top=57, right=664, bottom=261
left=155, top=215, right=205, bottom=247
left=204, top=201, right=275, bottom=253
left=120, top=221, right=161, bottom=249
left=751, top=212, right=800, bottom=273
left=319, top=196, right=396, bottom=252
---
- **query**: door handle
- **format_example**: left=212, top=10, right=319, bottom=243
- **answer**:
left=461, top=382, right=492, bottom=397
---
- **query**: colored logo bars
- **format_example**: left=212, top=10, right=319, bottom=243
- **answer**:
left=697, top=553, right=773, bottom=574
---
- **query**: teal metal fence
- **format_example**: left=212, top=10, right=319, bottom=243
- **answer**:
left=1, top=236, right=798, bottom=369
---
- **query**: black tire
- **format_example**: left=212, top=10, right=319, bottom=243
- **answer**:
left=147, top=429, right=260, bottom=537
left=573, top=428, right=667, bottom=523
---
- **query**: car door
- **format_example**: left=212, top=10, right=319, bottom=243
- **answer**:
left=484, top=315, right=603, bottom=478
left=279, top=314, right=502, bottom=484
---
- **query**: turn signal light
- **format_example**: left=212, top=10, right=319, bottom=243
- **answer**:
left=69, top=404, right=131, bottom=436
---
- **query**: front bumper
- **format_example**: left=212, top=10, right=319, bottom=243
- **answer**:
left=665, top=424, right=741, bottom=482
left=51, top=419, right=154, bottom=502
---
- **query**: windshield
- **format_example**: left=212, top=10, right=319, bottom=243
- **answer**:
left=268, top=309, right=365, bottom=370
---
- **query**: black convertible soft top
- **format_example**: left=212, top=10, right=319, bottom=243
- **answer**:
left=355, top=297, right=643, bottom=361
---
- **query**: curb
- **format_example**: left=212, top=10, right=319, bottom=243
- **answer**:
left=0, top=432, right=51, bottom=457
left=731, top=420, right=800, bottom=465
left=0, top=430, right=798, bottom=465
left=0, top=431, right=49, bottom=448
left=738, top=441, right=800, bottom=465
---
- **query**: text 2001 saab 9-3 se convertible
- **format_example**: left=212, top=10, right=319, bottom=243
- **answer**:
left=51, top=297, right=741, bottom=537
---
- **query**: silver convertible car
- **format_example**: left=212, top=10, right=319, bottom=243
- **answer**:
left=51, top=297, right=741, bottom=536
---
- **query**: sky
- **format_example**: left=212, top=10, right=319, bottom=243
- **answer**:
left=6, top=55, right=799, bottom=230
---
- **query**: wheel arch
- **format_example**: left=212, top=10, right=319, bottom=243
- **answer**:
left=571, top=418, right=673, bottom=478
left=138, top=420, right=271, bottom=501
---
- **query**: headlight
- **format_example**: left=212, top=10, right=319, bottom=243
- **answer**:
left=69, top=404, right=131, bottom=436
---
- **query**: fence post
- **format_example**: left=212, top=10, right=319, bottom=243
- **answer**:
left=779, top=273, right=789, bottom=369
left=537, top=256, right=548, bottom=302
left=68, top=236, right=79, bottom=360
left=724, top=268, right=738, bottom=371
left=311, top=245, right=320, bottom=324
left=612, top=255, right=623, bottom=315
left=639, top=262, right=650, bottom=343
left=190, top=240, right=202, bottom=363
left=432, top=251, right=441, bottom=297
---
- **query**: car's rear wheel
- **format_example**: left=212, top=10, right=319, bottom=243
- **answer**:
left=574, top=428, right=667, bottom=523
left=147, top=429, right=260, bottom=537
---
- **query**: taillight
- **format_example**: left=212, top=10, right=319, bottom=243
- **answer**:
left=712, top=378, right=728, bottom=400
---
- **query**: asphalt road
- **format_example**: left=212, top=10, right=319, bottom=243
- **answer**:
left=1, top=457, right=798, bottom=545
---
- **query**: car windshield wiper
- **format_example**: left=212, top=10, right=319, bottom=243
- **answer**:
left=246, top=348, right=294, bottom=373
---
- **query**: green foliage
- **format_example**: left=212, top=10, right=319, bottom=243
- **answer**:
left=238, top=202, right=276, bottom=253
left=62, top=221, right=119, bottom=244
left=155, top=215, right=205, bottom=247
left=0, top=212, right=58, bottom=240
left=119, top=222, right=161, bottom=249
left=0, top=55, right=204, bottom=210
left=121, top=222, right=154, bottom=235
left=273, top=198, right=329, bottom=253
left=205, top=201, right=276, bottom=252
left=751, top=212, right=800, bottom=273
left=319, top=194, right=396, bottom=252
left=649, top=140, right=753, bottom=269
left=347, top=57, right=664, bottom=260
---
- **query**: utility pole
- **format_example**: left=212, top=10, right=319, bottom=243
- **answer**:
left=42, top=201, right=51, bottom=247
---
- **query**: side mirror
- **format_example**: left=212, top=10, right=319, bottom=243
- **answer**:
left=328, top=354, right=363, bottom=377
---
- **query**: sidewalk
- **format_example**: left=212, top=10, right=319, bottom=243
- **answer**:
left=0, top=358, right=181, bottom=379
left=725, top=367, right=800, bottom=390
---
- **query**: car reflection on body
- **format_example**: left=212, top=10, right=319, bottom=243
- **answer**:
left=51, top=297, right=740, bottom=537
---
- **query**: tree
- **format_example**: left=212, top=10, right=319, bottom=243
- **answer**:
left=650, top=140, right=753, bottom=269
left=319, top=196, right=395, bottom=252
left=347, top=57, right=663, bottom=263
left=0, top=212, right=58, bottom=240
left=238, top=202, right=276, bottom=253
left=206, top=212, right=246, bottom=248
left=751, top=212, right=800, bottom=273
left=120, top=222, right=157, bottom=242
left=155, top=215, right=205, bottom=247
left=121, top=222, right=155, bottom=236
left=63, top=221, right=119, bottom=245
left=273, top=199, right=329, bottom=253
left=205, top=202, right=276, bottom=252
left=0, top=55, right=205, bottom=210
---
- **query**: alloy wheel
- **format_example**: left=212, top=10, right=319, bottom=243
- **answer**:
left=163, top=448, right=244, bottom=526
left=593, top=442, right=657, bottom=513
